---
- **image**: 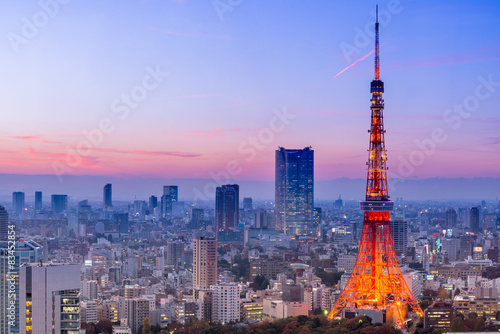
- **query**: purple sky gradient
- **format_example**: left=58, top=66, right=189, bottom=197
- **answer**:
left=0, top=0, right=498, bottom=183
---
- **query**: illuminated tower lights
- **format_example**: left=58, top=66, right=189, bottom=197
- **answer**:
left=327, top=6, right=423, bottom=329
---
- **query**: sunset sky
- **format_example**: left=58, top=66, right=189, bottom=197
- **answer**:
left=0, top=0, right=498, bottom=183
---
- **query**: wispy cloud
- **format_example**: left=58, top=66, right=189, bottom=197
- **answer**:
left=13, top=135, right=44, bottom=140
left=92, top=147, right=200, bottom=158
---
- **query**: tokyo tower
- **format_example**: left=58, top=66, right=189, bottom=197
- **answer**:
left=327, top=6, right=423, bottom=329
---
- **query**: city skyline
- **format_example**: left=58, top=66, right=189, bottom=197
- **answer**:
left=1, top=2, right=500, bottom=332
left=0, top=1, right=498, bottom=183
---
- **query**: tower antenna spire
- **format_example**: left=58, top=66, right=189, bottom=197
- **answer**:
left=327, top=6, right=423, bottom=329
left=375, top=4, right=380, bottom=80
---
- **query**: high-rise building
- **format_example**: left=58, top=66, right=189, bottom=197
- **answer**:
left=103, top=184, right=113, bottom=211
left=470, top=207, right=480, bottom=234
left=442, top=238, right=460, bottom=262
left=78, top=200, right=92, bottom=223
left=211, top=284, right=240, bottom=324
left=391, top=220, right=408, bottom=256
left=189, top=208, right=204, bottom=229
left=51, top=194, right=68, bottom=214
left=0, top=206, right=8, bottom=241
left=243, top=197, right=253, bottom=211
left=126, top=298, right=150, bottom=334
left=193, top=237, right=217, bottom=291
left=35, top=191, right=42, bottom=212
left=12, top=192, right=25, bottom=215
left=18, top=263, right=80, bottom=334
left=460, top=235, right=474, bottom=260
left=114, top=213, right=129, bottom=234
left=215, top=185, right=239, bottom=231
left=163, top=186, right=178, bottom=201
left=161, top=186, right=178, bottom=219
left=313, top=207, right=322, bottom=228
left=149, top=195, right=158, bottom=215
left=445, top=209, right=457, bottom=229
left=255, top=209, right=268, bottom=229
left=165, top=241, right=185, bottom=269
left=275, top=147, right=314, bottom=236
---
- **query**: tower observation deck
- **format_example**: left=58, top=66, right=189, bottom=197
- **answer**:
left=327, top=6, right=423, bottom=329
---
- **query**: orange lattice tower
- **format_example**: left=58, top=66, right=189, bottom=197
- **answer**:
left=327, top=6, right=423, bottom=329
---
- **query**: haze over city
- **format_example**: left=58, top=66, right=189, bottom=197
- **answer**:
left=0, top=0, right=498, bottom=201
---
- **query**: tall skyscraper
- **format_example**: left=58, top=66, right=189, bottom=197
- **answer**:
left=0, top=206, right=8, bottom=241
left=114, top=213, right=129, bottom=234
left=275, top=147, right=314, bottom=236
left=149, top=195, right=158, bottom=214
left=391, top=220, right=408, bottom=256
left=12, top=192, right=25, bottom=215
left=215, top=184, right=239, bottom=231
left=161, top=186, right=178, bottom=218
left=163, top=185, right=178, bottom=201
left=470, top=206, right=480, bottom=233
left=35, top=191, right=42, bottom=212
left=193, top=237, right=217, bottom=291
left=103, top=184, right=113, bottom=211
left=445, top=209, right=457, bottom=229
left=18, top=263, right=80, bottom=334
left=51, top=194, right=68, bottom=214
left=460, top=235, right=474, bottom=260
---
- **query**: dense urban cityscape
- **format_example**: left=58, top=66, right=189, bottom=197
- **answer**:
left=1, top=1, right=499, bottom=334
left=1, top=168, right=500, bottom=333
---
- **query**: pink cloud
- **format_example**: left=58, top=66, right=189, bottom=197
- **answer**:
left=93, top=147, right=200, bottom=158
left=13, top=135, right=44, bottom=140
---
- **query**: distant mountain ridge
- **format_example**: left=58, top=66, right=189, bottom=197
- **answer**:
left=0, top=174, right=498, bottom=203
